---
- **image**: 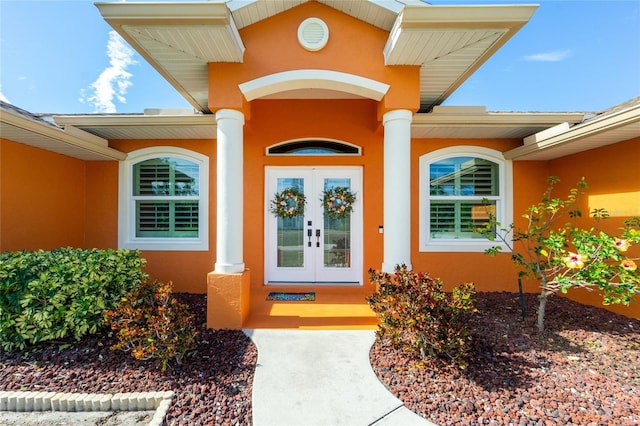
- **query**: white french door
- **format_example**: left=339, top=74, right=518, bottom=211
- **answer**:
left=265, top=167, right=362, bottom=285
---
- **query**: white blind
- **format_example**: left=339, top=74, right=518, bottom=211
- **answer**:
left=429, top=157, right=498, bottom=239
left=133, top=158, right=199, bottom=238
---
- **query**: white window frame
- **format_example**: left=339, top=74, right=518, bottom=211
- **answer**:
left=119, top=147, right=209, bottom=251
left=419, top=146, right=512, bottom=252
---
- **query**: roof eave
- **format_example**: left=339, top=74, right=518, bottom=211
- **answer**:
left=505, top=103, right=640, bottom=160
left=95, top=2, right=245, bottom=114
left=413, top=108, right=584, bottom=126
left=384, top=4, right=538, bottom=111
left=1, top=107, right=127, bottom=161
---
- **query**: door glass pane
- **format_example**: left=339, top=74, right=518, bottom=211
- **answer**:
left=323, top=178, right=351, bottom=268
left=276, top=178, right=304, bottom=267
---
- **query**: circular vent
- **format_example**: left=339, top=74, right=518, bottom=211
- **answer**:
left=298, top=18, right=329, bottom=51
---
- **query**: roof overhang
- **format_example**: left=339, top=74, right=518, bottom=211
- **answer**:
left=505, top=101, right=640, bottom=160
left=46, top=106, right=581, bottom=142
left=0, top=103, right=126, bottom=161
left=413, top=106, right=584, bottom=139
left=95, top=1, right=245, bottom=114
left=385, top=4, right=538, bottom=111
left=95, top=1, right=538, bottom=114
left=53, top=113, right=218, bottom=141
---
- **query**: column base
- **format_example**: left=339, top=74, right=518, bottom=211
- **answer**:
left=207, top=269, right=251, bottom=329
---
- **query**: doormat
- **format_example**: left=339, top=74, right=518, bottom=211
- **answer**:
left=267, top=292, right=316, bottom=301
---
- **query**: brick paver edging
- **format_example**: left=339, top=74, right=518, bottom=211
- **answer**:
left=0, top=391, right=174, bottom=426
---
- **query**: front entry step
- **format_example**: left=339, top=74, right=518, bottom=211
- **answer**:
left=244, top=286, right=378, bottom=330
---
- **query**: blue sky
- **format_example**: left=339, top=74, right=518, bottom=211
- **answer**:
left=1, top=0, right=638, bottom=114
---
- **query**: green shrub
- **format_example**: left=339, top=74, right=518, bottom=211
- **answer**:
left=0, top=248, right=147, bottom=350
left=367, top=265, right=476, bottom=367
left=105, top=280, right=198, bottom=373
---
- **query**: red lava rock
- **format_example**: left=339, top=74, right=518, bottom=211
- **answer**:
left=370, top=293, right=640, bottom=426
left=0, top=294, right=257, bottom=425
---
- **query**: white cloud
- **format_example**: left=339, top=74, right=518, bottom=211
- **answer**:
left=81, top=31, right=137, bottom=113
left=0, top=86, right=9, bottom=104
left=523, top=49, right=572, bottom=62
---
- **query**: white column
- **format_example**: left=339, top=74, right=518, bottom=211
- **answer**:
left=382, top=109, right=412, bottom=273
left=215, top=109, right=245, bottom=273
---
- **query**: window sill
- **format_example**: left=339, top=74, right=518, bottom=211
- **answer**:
left=419, top=240, right=509, bottom=253
left=119, top=239, right=208, bottom=251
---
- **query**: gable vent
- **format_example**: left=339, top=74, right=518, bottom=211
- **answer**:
left=298, top=18, right=329, bottom=51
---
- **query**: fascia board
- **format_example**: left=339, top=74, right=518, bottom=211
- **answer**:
left=1, top=109, right=126, bottom=161
left=398, top=4, right=539, bottom=28
left=54, top=115, right=218, bottom=127
left=505, top=104, right=640, bottom=160
left=94, top=2, right=232, bottom=25
left=412, top=112, right=584, bottom=126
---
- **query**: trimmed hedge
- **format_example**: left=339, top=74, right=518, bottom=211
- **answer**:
left=0, top=248, right=148, bottom=350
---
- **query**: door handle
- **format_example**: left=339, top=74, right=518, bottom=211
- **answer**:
left=315, top=229, right=321, bottom=247
left=307, top=229, right=313, bottom=247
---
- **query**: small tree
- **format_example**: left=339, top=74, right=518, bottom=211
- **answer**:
left=476, top=176, right=640, bottom=331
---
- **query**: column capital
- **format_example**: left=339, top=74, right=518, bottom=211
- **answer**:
left=215, top=108, right=245, bottom=124
left=382, top=109, right=413, bottom=125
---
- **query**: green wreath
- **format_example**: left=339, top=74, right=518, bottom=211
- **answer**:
left=271, top=187, right=306, bottom=218
left=322, top=187, right=356, bottom=218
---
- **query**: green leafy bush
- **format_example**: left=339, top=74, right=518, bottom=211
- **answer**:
left=0, top=248, right=147, bottom=350
left=367, top=265, right=476, bottom=367
left=105, top=280, right=198, bottom=373
left=475, top=176, right=640, bottom=331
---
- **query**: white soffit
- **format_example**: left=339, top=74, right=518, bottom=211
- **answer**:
left=412, top=106, right=584, bottom=140
left=384, top=5, right=538, bottom=111
left=95, top=2, right=245, bottom=113
left=504, top=101, right=640, bottom=161
left=0, top=104, right=126, bottom=161
left=228, top=0, right=400, bottom=30
left=95, top=1, right=537, bottom=113
left=53, top=114, right=218, bottom=141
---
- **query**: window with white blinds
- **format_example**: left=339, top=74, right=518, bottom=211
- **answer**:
left=429, top=157, right=497, bottom=239
left=119, top=147, right=209, bottom=251
left=133, top=158, right=199, bottom=238
left=419, top=147, right=512, bottom=252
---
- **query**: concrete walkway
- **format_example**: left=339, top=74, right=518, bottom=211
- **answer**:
left=246, top=329, right=436, bottom=426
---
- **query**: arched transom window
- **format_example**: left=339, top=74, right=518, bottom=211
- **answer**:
left=267, top=140, right=361, bottom=155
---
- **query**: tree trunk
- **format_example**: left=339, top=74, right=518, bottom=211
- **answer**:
left=537, top=289, right=548, bottom=332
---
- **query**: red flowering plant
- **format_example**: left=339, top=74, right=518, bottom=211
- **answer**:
left=476, top=176, right=640, bottom=331
left=104, top=280, right=197, bottom=373
left=367, top=265, right=476, bottom=368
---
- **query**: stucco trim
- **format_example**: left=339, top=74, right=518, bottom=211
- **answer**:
left=238, top=70, right=390, bottom=101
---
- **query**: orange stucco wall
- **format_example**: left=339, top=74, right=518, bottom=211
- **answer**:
left=548, top=137, right=640, bottom=319
left=243, top=99, right=383, bottom=293
left=208, top=1, right=420, bottom=116
left=106, top=139, right=217, bottom=292
left=1, top=138, right=86, bottom=251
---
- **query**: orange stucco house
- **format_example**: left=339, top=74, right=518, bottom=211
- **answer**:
left=1, top=0, right=639, bottom=328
